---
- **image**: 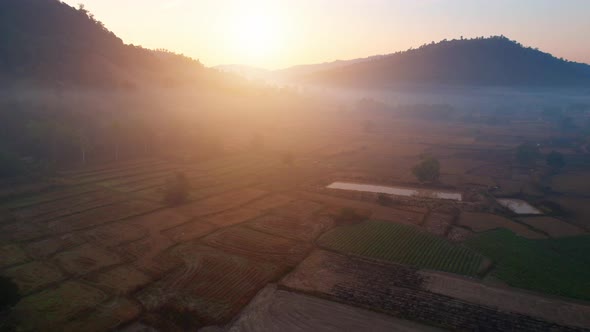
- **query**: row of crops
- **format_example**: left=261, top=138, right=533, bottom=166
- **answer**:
left=318, top=221, right=486, bottom=276
left=320, top=218, right=590, bottom=301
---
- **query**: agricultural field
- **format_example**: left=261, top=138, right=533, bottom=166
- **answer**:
left=1, top=113, right=590, bottom=331
left=318, top=221, right=488, bottom=276
left=458, top=211, right=547, bottom=239
left=280, top=250, right=584, bottom=331
left=227, top=285, right=441, bottom=332
left=465, top=229, right=590, bottom=301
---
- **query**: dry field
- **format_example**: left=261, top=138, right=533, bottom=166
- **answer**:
left=1, top=114, right=590, bottom=331
left=227, top=285, right=441, bottom=332
left=458, top=211, right=547, bottom=239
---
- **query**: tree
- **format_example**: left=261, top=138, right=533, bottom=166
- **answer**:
left=412, top=156, right=440, bottom=182
left=163, top=172, right=190, bottom=205
left=516, top=143, right=540, bottom=166
left=0, top=276, right=20, bottom=311
left=546, top=151, right=565, bottom=171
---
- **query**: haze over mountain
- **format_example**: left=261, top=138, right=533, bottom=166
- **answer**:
left=0, top=0, right=236, bottom=89
left=301, top=36, right=590, bottom=87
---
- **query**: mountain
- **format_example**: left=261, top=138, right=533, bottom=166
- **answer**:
left=0, top=0, right=230, bottom=88
left=215, top=65, right=273, bottom=81
left=276, top=54, right=387, bottom=80
left=216, top=55, right=386, bottom=83
left=303, top=36, right=590, bottom=87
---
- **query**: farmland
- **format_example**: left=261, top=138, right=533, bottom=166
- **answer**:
left=1, top=108, right=590, bottom=331
left=465, top=229, right=590, bottom=301
left=318, top=221, right=487, bottom=276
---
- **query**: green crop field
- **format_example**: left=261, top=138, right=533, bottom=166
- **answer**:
left=318, top=221, right=486, bottom=276
left=465, top=229, right=590, bottom=301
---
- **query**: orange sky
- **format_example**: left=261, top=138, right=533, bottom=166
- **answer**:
left=63, top=0, right=590, bottom=69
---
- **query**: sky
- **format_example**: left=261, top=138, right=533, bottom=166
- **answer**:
left=63, top=0, right=590, bottom=70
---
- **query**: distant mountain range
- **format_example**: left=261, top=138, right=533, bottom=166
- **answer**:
left=2, top=0, right=589, bottom=89
left=216, top=54, right=387, bottom=83
left=223, top=37, right=590, bottom=87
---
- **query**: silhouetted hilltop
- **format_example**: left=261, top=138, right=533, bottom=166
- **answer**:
left=305, top=36, right=590, bottom=87
left=0, top=0, right=223, bottom=88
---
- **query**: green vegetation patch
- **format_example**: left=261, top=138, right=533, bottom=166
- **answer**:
left=318, top=221, right=485, bottom=276
left=465, top=229, right=590, bottom=301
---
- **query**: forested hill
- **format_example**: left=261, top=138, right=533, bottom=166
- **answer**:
left=0, top=0, right=226, bottom=88
left=304, top=36, right=590, bottom=87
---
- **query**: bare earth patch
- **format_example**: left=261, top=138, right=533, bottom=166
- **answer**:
left=459, top=212, right=546, bottom=239
left=123, top=208, right=192, bottom=233
left=421, top=270, right=590, bottom=329
left=423, top=213, right=455, bottom=236
left=203, top=226, right=313, bottom=266
left=11, top=281, right=108, bottom=331
left=244, top=194, right=296, bottom=211
left=0, top=244, right=29, bottom=268
left=54, top=243, right=121, bottom=275
left=137, top=245, right=282, bottom=324
left=246, top=214, right=334, bottom=242
left=162, top=220, right=218, bottom=243
left=280, top=250, right=583, bottom=331
left=298, top=191, right=423, bottom=224
left=518, top=217, right=586, bottom=237
left=228, top=285, right=441, bottom=332
left=85, top=265, right=153, bottom=295
left=83, top=222, right=149, bottom=247
left=61, top=297, right=141, bottom=332
left=446, top=227, right=474, bottom=242
left=203, top=208, right=262, bottom=227
left=176, top=189, right=267, bottom=218
left=2, top=261, right=64, bottom=294
left=24, top=234, right=86, bottom=259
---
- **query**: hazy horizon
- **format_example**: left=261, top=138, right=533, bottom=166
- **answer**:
left=61, top=0, right=590, bottom=70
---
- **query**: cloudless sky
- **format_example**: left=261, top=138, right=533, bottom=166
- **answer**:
left=63, top=0, right=590, bottom=69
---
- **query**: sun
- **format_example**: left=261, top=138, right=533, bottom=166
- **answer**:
left=230, top=9, right=284, bottom=61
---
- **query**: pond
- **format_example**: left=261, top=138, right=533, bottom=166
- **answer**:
left=326, top=182, right=463, bottom=201
left=497, top=198, right=542, bottom=215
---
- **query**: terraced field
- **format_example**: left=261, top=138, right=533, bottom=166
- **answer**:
left=319, top=221, right=487, bottom=276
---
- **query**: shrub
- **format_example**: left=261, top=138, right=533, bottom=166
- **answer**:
left=377, top=193, right=393, bottom=206
left=412, top=156, right=440, bottom=182
left=546, top=151, right=565, bottom=170
left=0, top=276, right=20, bottom=311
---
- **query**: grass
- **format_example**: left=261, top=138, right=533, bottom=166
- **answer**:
left=318, top=221, right=485, bottom=276
left=465, top=229, right=590, bottom=301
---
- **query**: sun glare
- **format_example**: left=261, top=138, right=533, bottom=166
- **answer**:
left=229, top=8, right=284, bottom=61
